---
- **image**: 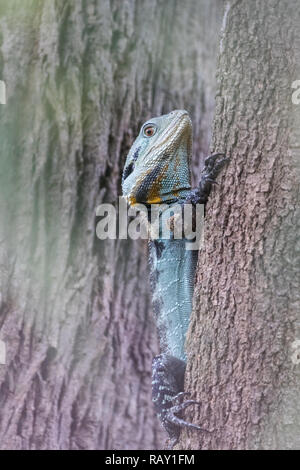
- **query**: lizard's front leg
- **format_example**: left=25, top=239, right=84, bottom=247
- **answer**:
left=185, top=153, right=229, bottom=205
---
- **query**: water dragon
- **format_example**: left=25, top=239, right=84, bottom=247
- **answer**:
left=122, top=109, right=227, bottom=447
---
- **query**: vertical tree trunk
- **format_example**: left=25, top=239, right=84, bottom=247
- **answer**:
left=0, top=0, right=223, bottom=450
left=182, top=0, right=300, bottom=450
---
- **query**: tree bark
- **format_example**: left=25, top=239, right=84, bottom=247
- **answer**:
left=0, top=0, right=223, bottom=450
left=182, top=0, right=300, bottom=450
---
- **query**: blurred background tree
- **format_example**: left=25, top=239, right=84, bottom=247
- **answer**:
left=0, top=0, right=223, bottom=449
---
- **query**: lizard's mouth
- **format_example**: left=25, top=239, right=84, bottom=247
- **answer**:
left=122, top=161, right=134, bottom=181
left=122, top=146, right=141, bottom=183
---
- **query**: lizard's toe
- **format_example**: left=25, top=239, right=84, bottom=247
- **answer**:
left=165, top=398, right=212, bottom=433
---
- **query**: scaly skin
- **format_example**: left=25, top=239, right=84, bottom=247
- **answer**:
left=122, top=110, right=228, bottom=447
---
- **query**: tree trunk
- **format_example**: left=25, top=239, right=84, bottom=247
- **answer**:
left=182, top=0, right=300, bottom=450
left=0, top=0, right=223, bottom=450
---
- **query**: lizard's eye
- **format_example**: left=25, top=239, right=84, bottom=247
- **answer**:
left=143, top=124, right=156, bottom=138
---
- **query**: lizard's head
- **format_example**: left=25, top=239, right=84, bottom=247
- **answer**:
left=122, top=109, right=192, bottom=205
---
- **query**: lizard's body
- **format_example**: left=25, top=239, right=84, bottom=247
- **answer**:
left=149, top=237, right=197, bottom=362
left=122, top=110, right=227, bottom=446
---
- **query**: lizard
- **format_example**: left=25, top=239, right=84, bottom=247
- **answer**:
left=122, top=109, right=228, bottom=447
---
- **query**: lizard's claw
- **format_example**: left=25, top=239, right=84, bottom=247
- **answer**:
left=185, top=152, right=229, bottom=204
left=165, top=398, right=212, bottom=433
left=203, top=153, right=229, bottom=178
left=203, top=152, right=228, bottom=171
left=171, top=391, right=190, bottom=406
left=204, top=177, right=219, bottom=185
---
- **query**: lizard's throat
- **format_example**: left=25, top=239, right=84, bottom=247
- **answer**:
left=129, top=160, right=191, bottom=205
left=145, top=188, right=191, bottom=204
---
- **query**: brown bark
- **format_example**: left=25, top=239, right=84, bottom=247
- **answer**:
left=0, top=0, right=223, bottom=450
left=182, top=0, right=300, bottom=450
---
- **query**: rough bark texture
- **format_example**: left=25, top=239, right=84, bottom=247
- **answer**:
left=182, top=0, right=300, bottom=450
left=0, top=0, right=223, bottom=450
